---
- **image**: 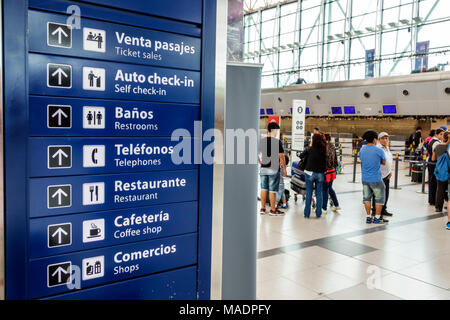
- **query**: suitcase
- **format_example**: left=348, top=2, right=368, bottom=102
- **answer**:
left=290, top=174, right=306, bottom=196
left=411, top=163, right=423, bottom=183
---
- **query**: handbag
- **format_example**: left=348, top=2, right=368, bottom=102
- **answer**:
left=325, top=168, right=336, bottom=183
left=298, top=147, right=310, bottom=171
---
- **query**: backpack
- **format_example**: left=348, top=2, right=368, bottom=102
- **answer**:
left=427, top=139, right=438, bottom=160
left=434, top=150, right=450, bottom=182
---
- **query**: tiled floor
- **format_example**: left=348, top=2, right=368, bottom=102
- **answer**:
left=257, top=161, right=450, bottom=300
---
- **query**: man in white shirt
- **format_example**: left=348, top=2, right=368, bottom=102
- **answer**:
left=371, top=132, right=393, bottom=220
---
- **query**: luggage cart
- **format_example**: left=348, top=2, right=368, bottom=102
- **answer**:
left=290, top=162, right=316, bottom=208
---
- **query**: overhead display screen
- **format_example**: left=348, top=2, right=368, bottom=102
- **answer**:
left=260, top=108, right=265, bottom=115
left=344, top=106, right=356, bottom=114
left=383, top=105, right=397, bottom=114
left=305, top=107, right=310, bottom=114
left=331, top=106, right=342, bottom=115
left=266, top=108, right=274, bottom=115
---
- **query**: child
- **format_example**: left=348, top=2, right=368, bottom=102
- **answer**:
left=275, top=155, right=290, bottom=212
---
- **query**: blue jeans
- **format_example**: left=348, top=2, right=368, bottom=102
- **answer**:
left=276, top=171, right=286, bottom=202
left=322, top=180, right=339, bottom=210
left=304, top=172, right=324, bottom=218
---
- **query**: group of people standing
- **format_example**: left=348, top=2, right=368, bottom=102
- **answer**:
left=411, top=126, right=450, bottom=229
left=359, top=130, right=393, bottom=224
left=259, top=123, right=340, bottom=218
left=298, top=130, right=341, bottom=218
left=258, top=122, right=289, bottom=216
left=259, top=122, right=449, bottom=230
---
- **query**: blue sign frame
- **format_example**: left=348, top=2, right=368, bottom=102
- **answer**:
left=4, top=0, right=216, bottom=300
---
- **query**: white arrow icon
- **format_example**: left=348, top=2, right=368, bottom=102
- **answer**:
left=51, top=26, right=69, bottom=44
left=51, top=67, right=68, bottom=85
left=51, top=108, right=68, bottom=126
left=52, top=227, right=68, bottom=244
left=52, top=265, right=69, bottom=283
left=52, top=188, right=68, bottom=205
left=52, top=148, right=69, bottom=166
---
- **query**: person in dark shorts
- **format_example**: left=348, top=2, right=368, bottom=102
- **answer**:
left=259, top=122, right=287, bottom=216
left=371, top=132, right=393, bottom=221
left=360, top=130, right=387, bottom=224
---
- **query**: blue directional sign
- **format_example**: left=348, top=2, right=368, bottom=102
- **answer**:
left=4, top=0, right=216, bottom=300
left=29, top=54, right=201, bottom=103
left=29, top=10, right=201, bottom=70
left=44, top=267, right=198, bottom=300
left=29, top=96, right=200, bottom=137
left=29, top=233, right=198, bottom=298
left=29, top=137, right=198, bottom=176
left=29, top=170, right=199, bottom=218
left=29, top=202, right=198, bottom=258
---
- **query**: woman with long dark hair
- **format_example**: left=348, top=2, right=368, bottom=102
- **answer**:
left=299, top=133, right=327, bottom=218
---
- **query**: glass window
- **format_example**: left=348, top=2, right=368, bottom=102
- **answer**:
left=245, top=24, right=259, bottom=43
left=349, top=63, right=367, bottom=80
left=279, top=72, right=296, bottom=87
left=281, top=2, right=298, bottom=15
left=350, top=34, right=376, bottom=60
left=324, top=41, right=345, bottom=64
left=243, top=0, right=450, bottom=87
left=302, top=0, right=322, bottom=10
left=383, top=6, right=400, bottom=24
left=244, top=12, right=259, bottom=27
left=279, top=50, right=294, bottom=72
left=426, top=50, right=450, bottom=72
left=300, top=46, right=319, bottom=67
left=381, top=29, right=411, bottom=56
left=381, top=57, right=411, bottom=77
left=418, top=20, right=450, bottom=50
left=261, top=53, right=278, bottom=73
left=261, top=35, right=277, bottom=51
left=299, top=69, right=319, bottom=83
left=352, top=12, right=377, bottom=31
left=246, top=40, right=259, bottom=54
left=419, top=0, right=450, bottom=22
left=280, top=31, right=296, bottom=46
left=324, top=65, right=345, bottom=82
left=325, top=0, right=347, bottom=22
left=280, top=11, right=298, bottom=34
left=261, top=75, right=276, bottom=89
left=383, top=0, right=402, bottom=10
left=301, top=5, right=321, bottom=29
left=398, top=3, right=413, bottom=21
left=325, top=20, right=345, bottom=36
left=352, top=0, right=377, bottom=16
left=301, top=26, right=319, bottom=46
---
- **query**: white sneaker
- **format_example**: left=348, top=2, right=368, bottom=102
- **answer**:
left=333, top=206, right=341, bottom=211
left=322, top=209, right=328, bottom=214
